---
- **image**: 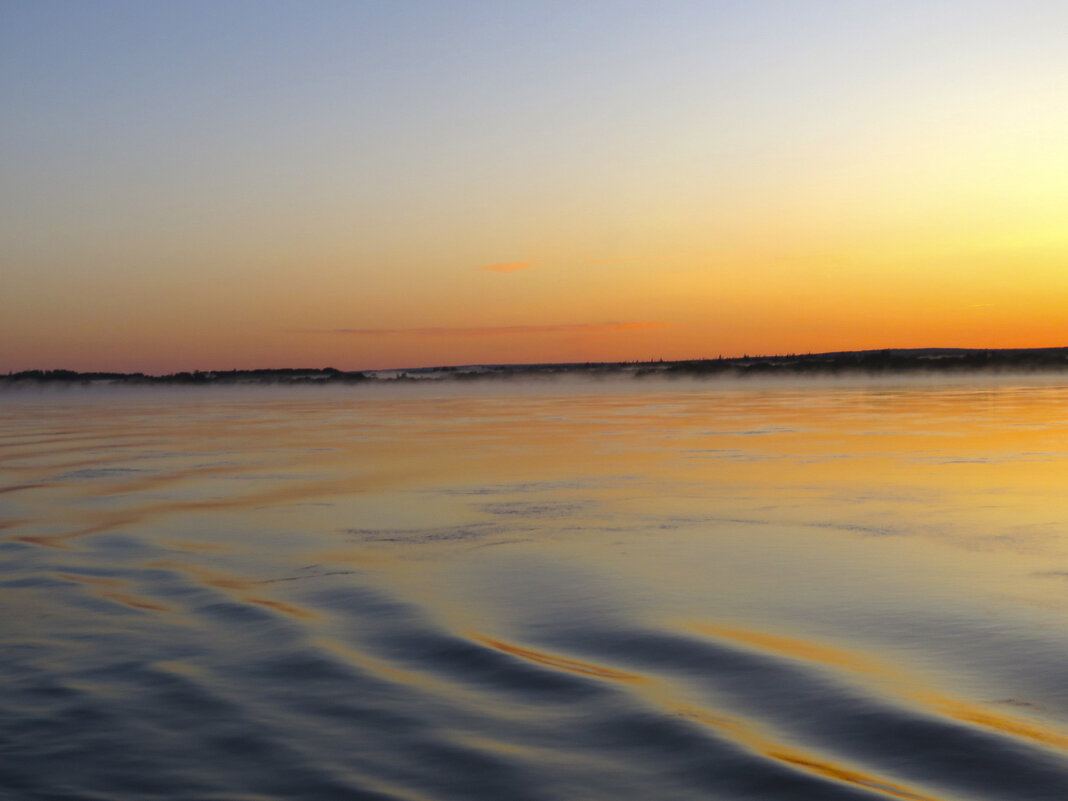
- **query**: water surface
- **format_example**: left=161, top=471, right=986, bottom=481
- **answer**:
left=3, top=378, right=1068, bottom=800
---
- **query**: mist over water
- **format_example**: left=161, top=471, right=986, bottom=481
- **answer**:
left=3, top=378, right=1068, bottom=800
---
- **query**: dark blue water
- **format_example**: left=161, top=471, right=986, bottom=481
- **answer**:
left=3, top=380, right=1068, bottom=800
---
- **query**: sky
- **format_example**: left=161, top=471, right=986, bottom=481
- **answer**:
left=2, top=0, right=1066, bottom=372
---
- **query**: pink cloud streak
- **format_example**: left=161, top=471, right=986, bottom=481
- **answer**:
left=480, top=261, right=531, bottom=273
left=300, top=321, right=664, bottom=337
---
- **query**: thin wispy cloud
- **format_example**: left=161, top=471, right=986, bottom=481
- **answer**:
left=586, top=257, right=649, bottom=265
left=480, top=261, right=531, bottom=273
left=298, top=321, right=663, bottom=337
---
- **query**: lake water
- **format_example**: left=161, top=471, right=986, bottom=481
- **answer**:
left=3, top=377, right=1068, bottom=800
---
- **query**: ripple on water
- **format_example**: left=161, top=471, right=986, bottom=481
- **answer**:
left=4, top=384, right=1068, bottom=800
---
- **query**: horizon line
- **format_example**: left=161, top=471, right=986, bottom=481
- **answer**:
left=7, top=345, right=1068, bottom=378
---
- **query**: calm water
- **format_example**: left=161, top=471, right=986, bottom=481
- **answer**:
left=3, top=378, right=1068, bottom=800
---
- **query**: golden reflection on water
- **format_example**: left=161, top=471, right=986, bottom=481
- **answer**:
left=5, top=380, right=1068, bottom=800
left=688, top=621, right=1068, bottom=753
left=54, top=570, right=177, bottom=612
left=764, top=752, right=937, bottom=801
left=5, top=384, right=1068, bottom=612
left=690, top=623, right=895, bottom=682
left=474, top=635, right=645, bottom=683
left=476, top=630, right=945, bottom=801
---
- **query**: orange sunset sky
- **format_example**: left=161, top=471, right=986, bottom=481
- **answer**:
left=2, top=1, right=1066, bottom=372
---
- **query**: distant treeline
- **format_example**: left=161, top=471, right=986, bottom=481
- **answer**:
left=6, top=348, right=1068, bottom=386
left=1, top=368, right=368, bottom=385
left=655, top=347, right=1068, bottom=377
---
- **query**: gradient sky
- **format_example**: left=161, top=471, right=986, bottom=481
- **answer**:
left=2, top=1, right=1066, bottom=372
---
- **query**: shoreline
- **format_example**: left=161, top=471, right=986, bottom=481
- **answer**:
left=6, top=347, right=1068, bottom=387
